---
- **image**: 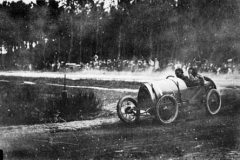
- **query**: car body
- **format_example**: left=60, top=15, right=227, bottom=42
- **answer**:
left=117, top=75, right=221, bottom=124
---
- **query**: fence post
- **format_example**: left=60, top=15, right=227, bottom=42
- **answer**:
left=61, top=73, right=68, bottom=104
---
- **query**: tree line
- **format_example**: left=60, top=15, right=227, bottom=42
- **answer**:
left=0, top=0, right=239, bottom=70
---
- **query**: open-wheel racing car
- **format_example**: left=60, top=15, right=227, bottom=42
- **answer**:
left=117, top=75, right=221, bottom=124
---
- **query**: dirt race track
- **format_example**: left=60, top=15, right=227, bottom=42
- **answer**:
left=0, top=70, right=240, bottom=159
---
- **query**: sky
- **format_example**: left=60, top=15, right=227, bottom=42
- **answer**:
left=0, top=0, right=117, bottom=5
left=0, top=0, right=118, bottom=13
left=0, top=0, right=36, bottom=4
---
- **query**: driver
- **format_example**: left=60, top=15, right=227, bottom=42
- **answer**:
left=188, top=67, right=204, bottom=86
left=175, top=68, right=192, bottom=87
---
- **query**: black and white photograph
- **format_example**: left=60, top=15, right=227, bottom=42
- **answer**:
left=0, top=0, right=240, bottom=159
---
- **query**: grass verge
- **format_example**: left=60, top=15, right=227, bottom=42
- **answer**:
left=0, top=81, right=104, bottom=125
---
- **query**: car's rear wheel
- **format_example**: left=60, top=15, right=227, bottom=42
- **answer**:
left=155, top=95, right=178, bottom=124
left=205, top=89, right=221, bottom=115
left=117, top=96, right=140, bottom=124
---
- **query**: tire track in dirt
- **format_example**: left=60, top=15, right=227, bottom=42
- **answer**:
left=0, top=116, right=120, bottom=136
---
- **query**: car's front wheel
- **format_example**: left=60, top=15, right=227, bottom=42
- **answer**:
left=155, top=95, right=179, bottom=124
left=117, top=96, right=140, bottom=124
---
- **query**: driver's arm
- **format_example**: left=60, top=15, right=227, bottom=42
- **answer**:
left=183, top=76, right=193, bottom=87
left=198, top=75, right=205, bottom=86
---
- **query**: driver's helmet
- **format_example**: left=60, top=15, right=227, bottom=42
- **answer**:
left=175, top=68, right=184, bottom=78
left=189, top=67, right=198, bottom=76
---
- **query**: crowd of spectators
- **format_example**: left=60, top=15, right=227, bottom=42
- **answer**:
left=8, top=53, right=239, bottom=74
left=173, top=61, right=238, bottom=75
left=59, top=56, right=164, bottom=72
left=56, top=55, right=239, bottom=75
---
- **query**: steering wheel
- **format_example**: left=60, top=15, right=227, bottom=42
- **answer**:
left=166, top=75, right=175, bottom=79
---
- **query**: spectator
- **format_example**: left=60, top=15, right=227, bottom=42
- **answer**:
left=174, top=61, right=182, bottom=70
left=148, top=58, right=154, bottom=71
left=154, top=58, right=160, bottom=72
left=143, top=60, right=148, bottom=71
left=94, top=54, right=98, bottom=61
left=57, top=61, right=61, bottom=70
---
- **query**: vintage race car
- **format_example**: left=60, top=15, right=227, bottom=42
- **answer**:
left=117, top=75, right=221, bottom=124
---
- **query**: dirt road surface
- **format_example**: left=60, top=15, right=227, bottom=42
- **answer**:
left=0, top=70, right=240, bottom=159
left=1, top=105, right=240, bottom=159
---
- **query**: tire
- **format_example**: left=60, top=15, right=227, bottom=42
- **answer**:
left=155, top=95, right=179, bottom=124
left=117, top=96, right=140, bottom=124
left=205, top=89, right=221, bottom=115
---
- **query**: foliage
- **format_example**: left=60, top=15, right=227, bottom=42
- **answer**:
left=0, top=82, right=103, bottom=125
left=0, top=0, right=240, bottom=69
left=44, top=90, right=103, bottom=122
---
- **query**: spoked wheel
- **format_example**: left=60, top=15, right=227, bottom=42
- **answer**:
left=205, top=89, right=221, bottom=115
left=155, top=95, right=178, bottom=124
left=117, top=96, right=140, bottom=124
